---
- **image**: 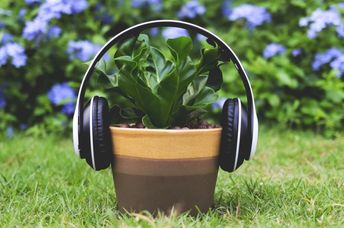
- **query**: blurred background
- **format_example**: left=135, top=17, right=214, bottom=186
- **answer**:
left=0, top=0, right=343, bottom=137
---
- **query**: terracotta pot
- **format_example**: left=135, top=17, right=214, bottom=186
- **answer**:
left=110, top=126, right=222, bottom=215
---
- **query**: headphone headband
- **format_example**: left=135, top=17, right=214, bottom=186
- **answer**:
left=73, top=20, right=258, bottom=158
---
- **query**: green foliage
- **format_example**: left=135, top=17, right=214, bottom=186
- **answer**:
left=215, top=1, right=344, bottom=135
left=96, top=34, right=222, bottom=128
left=0, top=0, right=343, bottom=134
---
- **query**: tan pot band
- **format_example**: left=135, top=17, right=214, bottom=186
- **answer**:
left=112, top=155, right=219, bottom=176
left=110, top=127, right=222, bottom=159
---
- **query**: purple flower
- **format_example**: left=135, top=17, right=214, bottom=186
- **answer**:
left=99, top=14, right=113, bottom=24
left=69, top=0, right=88, bottom=14
left=95, top=3, right=104, bottom=10
left=48, top=82, right=76, bottom=115
left=212, top=98, right=227, bottom=110
left=313, top=48, right=344, bottom=77
left=0, top=47, right=7, bottom=66
left=67, top=40, right=101, bottom=61
left=25, top=0, right=41, bottom=5
left=20, top=123, right=28, bottom=130
left=6, top=43, right=27, bottom=67
left=7, top=126, right=14, bottom=138
left=0, top=89, right=6, bottom=109
left=38, top=0, right=88, bottom=19
left=162, top=28, right=189, bottom=39
left=1, top=33, right=13, bottom=44
left=131, top=0, right=162, bottom=11
left=0, top=43, right=27, bottom=68
left=150, top=28, right=159, bottom=36
left=18, top=9, right=27, bottom=20
left=38, top=0, right=72, bottom=21
left=222, top=0, right=232, bottom=17
left=48, top=26, right=62, bottom=38
left=23, top=0, right=88, bottom=42
left=229, top=4, right=271, bottom=29
left=177, top=0, right=206, bottom=19
left=22, top=18, right=48, bottom=41
left=338, top=23, right=344, bottom=37
left=299, top=8, right=344, bottom=39
left=93, top=3, right=112, bottom=24
left=312, top=48, right=342, bottom=71
left=263, top=43, right=286, bottom=59
left=330, top=55, right=344, bottom=77
left=61, top=102, right=75, bottom=114
left=23, top=18, right=63, bottom=41
left=292, top=49, right=302, bottom=57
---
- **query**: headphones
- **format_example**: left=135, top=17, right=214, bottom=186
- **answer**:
left=72, top=20, right=259, bottom=173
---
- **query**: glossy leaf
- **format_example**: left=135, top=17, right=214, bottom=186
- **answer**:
left=96, top=35, right=223, bottom=128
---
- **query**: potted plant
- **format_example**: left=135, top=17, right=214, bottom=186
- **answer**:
left=95, top=34, right=224, bottom=215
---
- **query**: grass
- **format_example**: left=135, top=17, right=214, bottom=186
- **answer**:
left=0, top=126, right=343, bottom=227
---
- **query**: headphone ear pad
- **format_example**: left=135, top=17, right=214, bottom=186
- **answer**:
left=219, top=98, right=239, bottom=172
left=236, top=103, right=249, bottom=168
left=81, top=96, right=112, bottom=170
left=91, top=96, right=112, bottom=170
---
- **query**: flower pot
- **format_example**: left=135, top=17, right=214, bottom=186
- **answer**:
left=110, top=126, right=221, bottom=215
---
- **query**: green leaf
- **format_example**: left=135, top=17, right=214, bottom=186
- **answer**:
left=151, top=47, right=174, bottom=79
left=268, top=94, right=280, bottom=107
left=197, top=48, right=221, bottom=73
left=117, top=67, right=170, bottom=128
left=192, top=87, right=218, bottom=107
left=276, top=71, right=298, bottom=88
left=114, top=35, right=140, bottom=57
left=147, top=47, right=174, bottom=88
left=183, top=75, right=208, bottom=105
left=157, top=58, right=197, bottom=118
left=142, top=115, right=158, bottom=128
left=167, top=37, right=193, bottom=62
left=114, top=55, right=136, bottom=69
left=95, top=59, right=118, bottom=87
left=290, top=0, right=307, bottom=8
left=110, top=105, right=141, bottom=123
left=206, top=65, right=223, bottom=91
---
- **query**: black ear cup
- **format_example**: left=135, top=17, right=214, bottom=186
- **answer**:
left=219, top=98, right=238, bottom=172
left=80, top=96, right=112, bottom=171
left=236, top=102, right=250, bottom=167
left=219, top=98, right=249, bottom=172
left=236, top=100, right=251, bottom=169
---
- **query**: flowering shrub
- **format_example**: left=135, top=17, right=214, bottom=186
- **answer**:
left=47, top=82, right=76, bottom=115
left=67, top=40, right=101, bottom=61
left=263, top=43, right=286, bottom=59
left=0, top=0, right=343, bottom=136
left=299, top=7, right=344, bottom=39
left=227, top=4, right=271, bottom=29
left=0, top=41, right=27, bottom=67
left=312, top=48, right=344, bottom=77
left=177, top=0, right=205, bottom=19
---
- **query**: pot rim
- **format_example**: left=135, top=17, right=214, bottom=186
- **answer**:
left=110, top=126, right=222, bottom=134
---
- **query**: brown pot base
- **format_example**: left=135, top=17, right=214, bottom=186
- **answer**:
left=112, top=155, right=219, bottom=215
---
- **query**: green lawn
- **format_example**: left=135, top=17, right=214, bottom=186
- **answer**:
left=0, top=127, right=343, bottom=227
